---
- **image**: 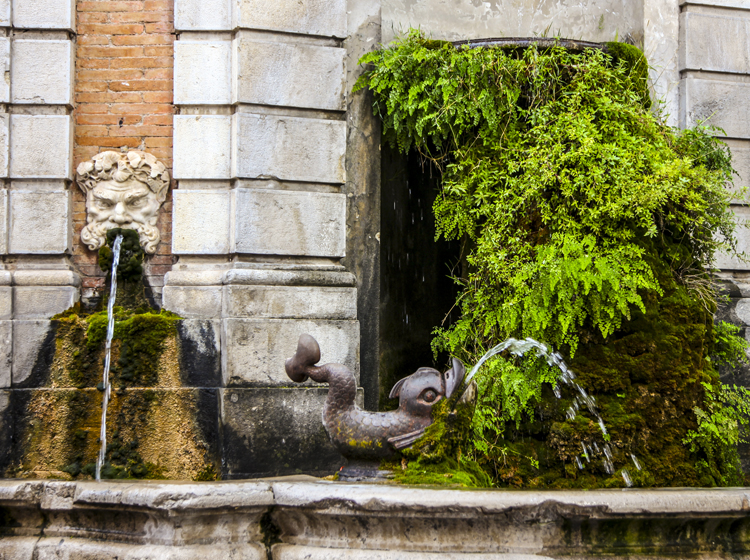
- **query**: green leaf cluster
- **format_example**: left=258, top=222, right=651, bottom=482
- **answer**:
left=683, top=382, right=750, bottom=486
left=357, top=30, right=738, bottom=358
left=358, top=30, right=748, bottom=486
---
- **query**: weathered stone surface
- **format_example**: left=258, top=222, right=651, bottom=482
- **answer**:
left=0, top=288, right=11, bottom=320
left=681, top=78, right=750, bottom=139
left=273, top=546, right=551, bottom=559
left=0, top=189, right=7, bottom=254
left=0, top=0, right=8, bottom=26
left=11, top=40, right=73, bottom=105
left=680, top=12, right=750, bottom=74
left=382, top=0, right=642, bottom=44
left=172, top=190, right=231, bottom=254
left=345, top=0, right=382, bottom=411
left=221, top=387, right=361, bottom=477
left=234, top=189, right=346, bottom=257
left=223, top=268, right=356, bottom=287
left=174, top=115, right=231, bottom=179
left=223, top=285, right=356, bottom=319
left=13, top=270, right=80, bottom=286
left=723, top=138, right=750, bottom=199
left=11, top=320, right=56, bottom=387
left=235, top=0, right=346, bottom=38
left=8, top=190, right=70, bottom=254
left=234, top=35, right=345, bottom=111
left=715, top=205, right=750, bottom=270
left=0, top=321, right=11, bottom=387
left=164, top=269, right=225, bottom=286
left=232, top=113, right=346, bottom=183
left=175, top=0, right=231, bottom=31
left=0, top=38, right=9, bottom=104
left=163, top=286, right=223, bottom=319
left=33, top=540, right=266, bottom=560
left=174, top=41, right=231, bottom=105
left=681, top=0, right=750, bottom=8
left=177, top=319, right=222, bottom=387
left=3, top=479, right=750, bottom=558
left=13, top=287, right=77, bottom=320
left=9, top=115, right=72, bottom=179
left=11, top=0, right=74, bottom=30
left=222, top=318, right=359, bottom=385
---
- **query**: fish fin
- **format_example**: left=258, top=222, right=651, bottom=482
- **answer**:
left=388, top=428, right=425, bottom=450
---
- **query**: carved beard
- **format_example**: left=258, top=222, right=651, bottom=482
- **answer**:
left=81, top=221, right=161, bottom=254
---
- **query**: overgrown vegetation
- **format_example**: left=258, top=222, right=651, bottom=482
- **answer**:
left=357, top=31, right=750, bottom=487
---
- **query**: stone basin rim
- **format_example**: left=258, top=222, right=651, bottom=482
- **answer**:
left=1, top=477, right=749, bottom=516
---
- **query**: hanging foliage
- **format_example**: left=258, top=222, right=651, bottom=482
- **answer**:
left=357, top=31, right=749, bottom=487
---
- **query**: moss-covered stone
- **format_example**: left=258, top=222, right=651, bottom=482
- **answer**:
left=8, top=232, right=221, bottom=481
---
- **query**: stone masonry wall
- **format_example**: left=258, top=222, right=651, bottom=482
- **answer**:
left=73, top=0, right=175, bottom=305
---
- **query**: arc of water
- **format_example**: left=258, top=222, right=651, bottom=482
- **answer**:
left=96, top=234, right=123, bottom=482
left=466, top=336, right=636, bottom=487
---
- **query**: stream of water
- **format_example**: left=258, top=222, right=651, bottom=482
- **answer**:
left=95, top=234, right=123, bottom=482
left=466, top=337, right=641, bottom=486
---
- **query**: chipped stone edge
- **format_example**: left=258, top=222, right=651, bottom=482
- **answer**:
left=1, top=479, right=749, bottom=517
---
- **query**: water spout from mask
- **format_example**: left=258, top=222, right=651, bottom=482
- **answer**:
left=96, top=234, right=123, bottom=482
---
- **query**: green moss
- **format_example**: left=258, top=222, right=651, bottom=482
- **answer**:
left=605, top=41, right=650, bottom=108
left=390, top=456, right=491, bottom=487
left=194, top=464, right=220, bottom=481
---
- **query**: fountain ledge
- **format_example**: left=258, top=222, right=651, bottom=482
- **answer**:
left=1, top=478, right=750, bottom=559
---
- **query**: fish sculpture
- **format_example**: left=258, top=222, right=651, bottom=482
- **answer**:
left=285, top=333, right=465, bottom=460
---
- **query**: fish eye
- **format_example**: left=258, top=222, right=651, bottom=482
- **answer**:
left=420, top=389, right=438, bottom=403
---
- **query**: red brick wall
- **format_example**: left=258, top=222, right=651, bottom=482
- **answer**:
left=73, top=0, right=175, bottom=304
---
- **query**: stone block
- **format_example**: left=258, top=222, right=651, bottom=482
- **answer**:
left=0, top=0, right=8, bottom=26
left=177, top=319, right=222, bottom=387
left=8, top=190, right=70, bottom=254
left=0, top=288, right=10, bottom=320
left=235, top=0, right=346, bottom=38
left=0, top=113, right=10, bottom=178
left=223, top=285, right=356, bottom=319
left=12, top=320, right=56, bottom=387
left=222, top=318, right=359, bottom=385
left=11, top=40, right=73, bottom=105
left=174, top=41, right=231, bottom=105
left=174, top=115, right=231, bottom=179
left=0, top=38, right=9, bottom=103
left=175, top=0, right=231, bottom=31
left=13, top=286, right=77, bottom=320
left=0, top=190, right=7, bottom=254
left=680, top=12, right=750, bottom=75
left=724, top=139, right=750, bottom=199
left=172, top=190, right=231, bottom=254
left=0, top=321, right=10, bottom=387
left=9, top=115, right=72, bottom=179
left=221, top=387, right=363, bottom=478
left=681, top=78, right=750, bottom=140
left=13, top=269, right=79, bottom=286
left=716, top=205, right=750, bottom=270
left=234, top=189, right=346, bottom=257
left=0, top=390, right=9, bottom=474
left=234, top=35, right=345, bottom=111
left=232, top=113, right=346, bottom=183
left=163, top=286, right=223, bottom=319
left=12, top=0, right=75, bottom=30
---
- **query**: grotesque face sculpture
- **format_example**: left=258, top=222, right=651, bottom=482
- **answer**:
left=76, top=151, right=170, bottom=254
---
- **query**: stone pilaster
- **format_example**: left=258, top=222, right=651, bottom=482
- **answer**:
left=168, top=0, right=380, bottom=477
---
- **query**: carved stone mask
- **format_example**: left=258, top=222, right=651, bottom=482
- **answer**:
left=76, top=151, right=170, bottom=254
